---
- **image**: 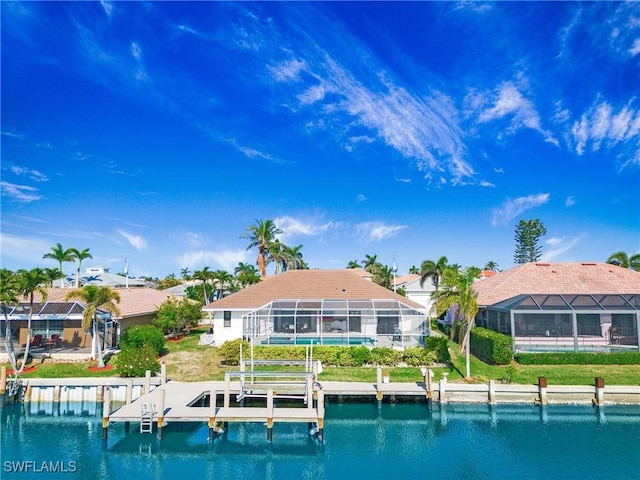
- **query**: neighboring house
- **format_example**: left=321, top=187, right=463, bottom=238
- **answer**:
left=57, top=266, right=148, bottom=288
left=473, top=262, right=640, bottom=352
left=0, top=287, right=177, bottom=356
left=402, top=276, right=437, bottom=314
left=201, top=269, right=430, bottom=348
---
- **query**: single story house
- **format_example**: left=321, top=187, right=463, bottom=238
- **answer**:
left=0, top=287, right=177, bottom=359
left=201, top=269, right=430, bottom=348
left=473, top=262, right=640, bottom=352
left=57, top=266, right=149, bottom=289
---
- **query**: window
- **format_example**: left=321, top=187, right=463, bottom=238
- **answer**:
left=223, top=311, right=231, bottom=328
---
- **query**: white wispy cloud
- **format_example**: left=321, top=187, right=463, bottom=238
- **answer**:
left=541, top=233, right=587, bottom=261
left=9, top=166, right=49, bottom=182
left=0, top=233, right=52, bottom=265
left=0, top=181, right=42, bottom=202
left=491, top=193, right=550, bottom=227
left=570, top=100, right=640, bottom=163
left=471, top=81, right=557, bottom=145
left=630, top=38, right=640, bottom=57
left=274, top=215, right=336, bottom=241
left=355, top=221, right=407, bottom=242
left=177, top=249, right=248, bottom=272
left=130, top=41, right=148, bottom=82
left=565, top=196, right=576, bottom=207
left=356, top=194, right=367, bottom=202
left=117, top=229, right=147, bottom=251
left=100, top=0, right=113, bottom=18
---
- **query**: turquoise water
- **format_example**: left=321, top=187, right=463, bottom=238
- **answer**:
left=260, top=336, right=374, bottom=345
left=2, top=401, right=640, bottom=479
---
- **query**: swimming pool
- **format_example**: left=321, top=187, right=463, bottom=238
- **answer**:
left=2, top=402, right=639, bottom=479
left=260, top=336, right=375, bottom=346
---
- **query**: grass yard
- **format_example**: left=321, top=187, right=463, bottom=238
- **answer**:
left=4, top=327, right=639, bottom=386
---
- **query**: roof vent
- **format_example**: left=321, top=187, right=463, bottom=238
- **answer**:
left=581, top=263, right=596, bottom=266
left=535, top=263, right=550, bottom=266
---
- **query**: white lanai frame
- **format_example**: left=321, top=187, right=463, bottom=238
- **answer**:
left=243, top=298, right=429, bottom=347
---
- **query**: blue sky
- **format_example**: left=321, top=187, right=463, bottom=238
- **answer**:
left=2, top=1, right=639, bottom=279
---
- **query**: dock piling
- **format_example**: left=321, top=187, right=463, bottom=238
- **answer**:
left=156, top=389, right=165, bottom=440
left=488, top=380, right=496, bottom=405
left=376, top=367, right=383, bottom=401
left=144, top=370, right=151, bottom=395
left=439, top=373, right=448, bottom=404
left=595, top=377, right=605, bottom=405
left=267, top=389, right=274, bottom=442
left=208, top=387, right=218, bottom=441
left=537, top=377, right=548, bottom=406
left=317, top=388, right=325, bottom=442
left=102, top=387, right=111, bottom=442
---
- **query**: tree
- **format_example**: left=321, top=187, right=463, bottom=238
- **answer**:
left=283, top=244, right=307, bottom=271
left=431, top=266, right=480, bottom=378
left=180, top=267, right=192, bottom=280
left=268, top=239, right=286, bottom=274
left=483, top=261, right=499, bottom=272
left=514, top=219, right=547, bottom=264
left=346, top=260, right=361, bottom=269
left=65, top=285, right=121, bottom=369
left=16, top=268, right=49, bottom=373
left=43, top=268, right=62, bottom=287
left=213, top=270, right=233, bottom=300
left=68, top=247, right=93, bottom=288
left=373, top=264, right=394, bottom=289
left=361, top=254, right=380, bottom=274
left=0, top=269, right=21, bottom=373
left=43, top=243, right=75, bottom=287
left=408, top=265, right=420, bottom=274
left=153, top=297, right=203, bottom=337
left=241, top=219, right=283, bottom=277
left=234, top=262, right=261, bottom=288
left=606, top=251, right=640, bottom=271
left=192, top=267, right=213, bottom=304
left=419, top=256, right=450, bottom=290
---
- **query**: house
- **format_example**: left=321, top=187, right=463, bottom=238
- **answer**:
left=201, top=269, right=430, bottom=348
left=0, top=287, right=177, bottom=359
left=472, top=262, right=640, bottom=352
left=57, top=266, right=148, bottom=288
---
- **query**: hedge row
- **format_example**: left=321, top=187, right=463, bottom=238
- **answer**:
left=470, top=327, right=513, bottom=365
left=115, top=324, right=165, bottom=377
left=516, top=352, right=640, bottom=365
left=219, top=339, right=449, bottom=367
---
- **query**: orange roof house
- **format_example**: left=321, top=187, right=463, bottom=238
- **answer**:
left=472, top=262, right=640, bottom=352
left=202, top=269, right=428, bottom=348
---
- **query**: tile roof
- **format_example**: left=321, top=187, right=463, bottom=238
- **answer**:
left=474, top=262, right=640, bottom=306
left=202, top=269, right=425, bottom=311
left=29, top=288, right=177, bottom=318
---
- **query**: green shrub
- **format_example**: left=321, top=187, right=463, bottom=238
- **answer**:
left=253, top=346, right=307, bottom=360
left=516, top=352, right=640, bottom=365
left=425, top=336, right=451, bottom=362
left=310, top=346, right=341, bottom=366
left=218, top=338, right=250, bottom=366
left=470, top=327, right=513, bottom=365
left=402, top=347, right=436, bottom=366
left=369, top=347, right=402, bottom=366
left=119, top=324, right=166, bottom=355
left=114, top=344, right=160, bottom=378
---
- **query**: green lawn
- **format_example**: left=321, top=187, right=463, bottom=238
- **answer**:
left=4, top=330, right=639, bottom=386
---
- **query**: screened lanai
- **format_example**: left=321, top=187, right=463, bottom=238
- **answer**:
left=243, top=298, right=430, bottom=348
left=477, top=294, right=640, bottom=352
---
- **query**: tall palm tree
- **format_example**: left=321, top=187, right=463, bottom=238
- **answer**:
left=0, top=269, right=21, bottom=373
left=483, top=261, right=499, bottom=272
left=234, top=262, right=260, bottom=288
left=16, top=268, right=49, bottom=373
left=241, top=219, right=283, bottom=277
left=43, top=268, right=62, bottom=287
left=43, top=243, right=75, bottom=287
left=68, top=247, right=93, bottom=288
left=606, top=251, right=640, bottom=271
left=269, top=239, right=286, bottom=274
left=373, top=264, right=394, bottom=290
left=408, top=265, right=420, bottom=274
left=346, top=260, right=361, bottom=269
left=65, top=285, right=121, bottom=369
left=213, top=270, right=234, bottom=300
left=419, top=256, right=450, bottom=290
left=180, top=267, right=191, bottom=280
left=432, top=266, right=480, bottom=378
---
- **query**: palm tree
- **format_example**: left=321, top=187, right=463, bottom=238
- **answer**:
left=419, top=256, right=450, bottom=290
left=269, top=239, right=286, bottom=274
left=483, top=261, right=499, bottom=272
left=361, top=254, right=379, bottom=274
left=43, top=243, right=75, bottom=287
left=346, top=260, right=361, bottom=269
left=606, top=251, right=640, bottom=271
left=16, top=268, right=49, bottom=373
left=241, top=219, right=283, bottom=277
left=0, top=269, right=21, bottom=373
left=192, top=267, right=213, bottom=304
left=65, top=285, right=121, bottom=369
left=234, top=262, right=260, bottom=288
left=68, top=247, right=93, bottom=288
left=43, top=268, right=62, bottom=287
left=213, top=270, right=234, bottom=300
left=373, top=264, right=394, bottom=290
left=283, top=244, right=307, bottom=271
left=431, top=266, right=480, bottom=378
left=408, top=265, right=420, bottom=274
left=180, top=267, right=191, bottom=280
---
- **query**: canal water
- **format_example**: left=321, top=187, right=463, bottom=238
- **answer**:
left=2, top=401, right=639, bottom=479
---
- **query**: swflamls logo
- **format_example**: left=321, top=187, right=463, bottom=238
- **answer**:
left=3, top=460, right=77, bottom=473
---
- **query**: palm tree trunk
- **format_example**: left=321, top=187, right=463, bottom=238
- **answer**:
left=2, top=316, right=19, bottom=373
left=94, top=317, right=105, bottom=369
left=465, top=333, right=471, bottom=378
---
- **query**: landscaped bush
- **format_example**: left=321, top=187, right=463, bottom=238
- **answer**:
left=401, top=347, right=436, bottom=366
left=470, top=327, right=513, bottom=365
left=369, top=347, right=402, bottom=366
left=218, top=338, right=250, bottom=365
left=114, top=344, right=160, bottom=377
left=516, top=352, right=640, bottom=365
left=119, top=324, right=166, bottom=355
left=425, top=336, right=451, bottom=363
left=310, top=346, right=342, bottom=366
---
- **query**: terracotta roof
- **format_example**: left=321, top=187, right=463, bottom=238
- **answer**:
left=30, top=288, right=176, bottom=318
left=394, top=274, right=420, bottom=286
left=474, top=262, right=640, bottom=306
left=202, top=269, right=425, bottom=311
